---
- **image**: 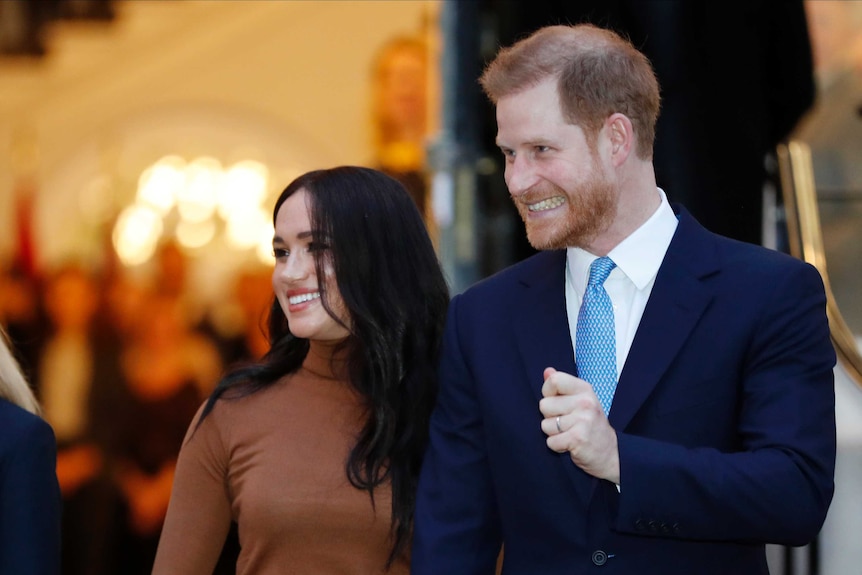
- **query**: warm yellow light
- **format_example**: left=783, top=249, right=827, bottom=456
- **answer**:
left=256, top=224, right=277, bottom=266
left=176, top=219, right=216, bottom=249
left=112, top=204, right=163, bottom=266
left=226, top=206, right=271, bottom=249
left=125, top=154, right=280, bottom=257
left=187, top=156, right=222, bottom=173
left=137, top=155, right=186, bottom=215
left=219, top=160, right=269, bottom=219
left=78, top=174, right=113, bottom=224
left=178, top=157, right=221, bottom=223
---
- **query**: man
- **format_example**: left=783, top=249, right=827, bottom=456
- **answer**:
left=412, top=24, right=836, bottom=574
left=482, top=1, right=815, bottom=248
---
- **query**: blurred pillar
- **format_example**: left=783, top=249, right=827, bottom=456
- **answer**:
left=430, top=0, right=482, bottom=295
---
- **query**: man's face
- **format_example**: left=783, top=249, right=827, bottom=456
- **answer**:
left=495, top=78, right=617, bottom=250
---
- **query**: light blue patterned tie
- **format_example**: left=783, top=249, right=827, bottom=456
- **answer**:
left=576, top=256, right=617, bottom=416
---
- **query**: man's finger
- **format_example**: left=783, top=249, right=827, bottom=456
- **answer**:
left=541, top=367, right=558, bottom=397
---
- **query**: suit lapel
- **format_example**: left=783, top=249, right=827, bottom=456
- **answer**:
left=512, top=251, right=576, bottom=403
left=610, top=208, right=719, bottom=430
left=512, top=250, right=593, bottom=502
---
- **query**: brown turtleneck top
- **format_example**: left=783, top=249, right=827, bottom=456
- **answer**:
left=152, top=341, right=409, bottom=574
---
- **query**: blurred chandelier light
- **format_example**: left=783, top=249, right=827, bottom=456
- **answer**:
left=176, top=219, right=217, bottom=249
left=178, top=157, right=221, bottom=223
left=113, top=154, right=275, bottom=266
left=136, top=155, right=186, bottom=215
left=219, top=160, right=269, bottom=218
left=113, top=204, right=163, bottom=266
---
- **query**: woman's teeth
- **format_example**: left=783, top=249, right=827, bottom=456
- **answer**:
left=289, top=292, right=320, bottom=305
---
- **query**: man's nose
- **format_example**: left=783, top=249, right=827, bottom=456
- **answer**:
left=504, top=156, right=538, bottom=197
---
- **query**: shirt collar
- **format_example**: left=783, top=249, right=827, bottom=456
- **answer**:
left=566, top=188, right=678, bottom=291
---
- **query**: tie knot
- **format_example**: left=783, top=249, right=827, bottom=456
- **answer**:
left=588, top=256, right=616, bottom=286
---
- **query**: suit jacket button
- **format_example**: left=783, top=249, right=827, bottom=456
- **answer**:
left=660, top=522, right=671, bottom=534
left=648, top=520, right=659, bottom=533
left=591, top=550, right=608, bottom=566
left=634, top=519, right=646, bottom=531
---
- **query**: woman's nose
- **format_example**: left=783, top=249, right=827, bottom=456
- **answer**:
left=282, top=251, right=310, bottom=281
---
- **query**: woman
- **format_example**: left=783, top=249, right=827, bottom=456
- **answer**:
left=0, top=326, right=62, bottom=574
left=153, top=166, right=449, bottom=574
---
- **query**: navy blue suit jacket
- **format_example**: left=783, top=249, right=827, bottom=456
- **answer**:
left=412, top=207, right=836, bottom=574
left=0, top=399, right=61, bottom=575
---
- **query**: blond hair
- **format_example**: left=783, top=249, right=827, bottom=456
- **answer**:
left=480, top=24, right=660, bottom=160
left=0, top=326, right=41, bottom=415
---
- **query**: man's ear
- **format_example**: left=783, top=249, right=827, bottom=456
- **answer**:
left=605, top=113, right=634, bottom=167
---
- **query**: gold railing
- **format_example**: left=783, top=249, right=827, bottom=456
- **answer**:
left=777, top=140, right=862, bottom=388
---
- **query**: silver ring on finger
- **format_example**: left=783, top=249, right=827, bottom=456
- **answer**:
left=555, top=415, right=562, bottom=433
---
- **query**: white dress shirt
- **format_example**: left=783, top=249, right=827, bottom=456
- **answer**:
left=565, top=188, right=679, bottom=378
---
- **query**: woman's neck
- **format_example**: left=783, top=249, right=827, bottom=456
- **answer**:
left=302, top=338, right=350, bottom=381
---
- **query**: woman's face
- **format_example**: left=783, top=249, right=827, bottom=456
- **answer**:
left=271, top=189, right=350, bottom=342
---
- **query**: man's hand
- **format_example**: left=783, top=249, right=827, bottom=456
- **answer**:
left=539, top=367, right=620, bottom=484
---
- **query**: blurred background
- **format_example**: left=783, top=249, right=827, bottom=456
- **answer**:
left=0, top=1, right=860, bottom=574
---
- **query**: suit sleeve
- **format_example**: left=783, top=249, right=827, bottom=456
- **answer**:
left=0, top=414, right=61, bottom=575
left=152, top=402, right=233, bottom=575
left=412, top=295, right=502, bottom=574
left=615, top=261, right=836, bottom=545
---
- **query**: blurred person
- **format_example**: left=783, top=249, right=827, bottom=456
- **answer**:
left=0, top=261, right=47, bottom=380
left=152, top=166, right=449, bottom=574
left=152, top=240, right=217, bottom=337
left=37, top=263, right=125, bottom=575
left=115, top=293, right=213, bottom=574
left=153, top=240, right=193, bottom=312
left=371, top=35, right=431, bottom=222
left=100, top=270, right=149, bottom=345
left=0, top=325, right=61, bottom=574
left=214, top=266, right=273, bottom=367
left=147, top=242, right=226, bottom=397
left=412, top=24, right=836, bottom=574
left=126, top=273, right=224, bottom=397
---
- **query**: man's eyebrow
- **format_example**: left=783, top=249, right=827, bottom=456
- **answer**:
left=496, top=137, right=549, bottom=148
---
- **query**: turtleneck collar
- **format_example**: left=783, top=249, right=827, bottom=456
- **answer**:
left=302, top=338, right=351, bottom=381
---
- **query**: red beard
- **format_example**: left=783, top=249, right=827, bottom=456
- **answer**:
left=514, top=174, right=617, bottom=250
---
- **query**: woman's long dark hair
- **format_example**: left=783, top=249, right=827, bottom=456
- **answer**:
left=199, top=166, right=449, bottom=566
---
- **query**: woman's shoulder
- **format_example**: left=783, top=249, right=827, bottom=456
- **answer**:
left=180, top=377, right=293, bottom=459
left=0, top=398, right=50, bottom=431
left=195, top=376, right=290, bottom=429
left=0, top=399, right=55, bottom=456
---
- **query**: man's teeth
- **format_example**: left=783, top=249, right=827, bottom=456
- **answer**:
left=289, top=292, right=320, bottom=305
left=528, top=197, right=565, bottom=212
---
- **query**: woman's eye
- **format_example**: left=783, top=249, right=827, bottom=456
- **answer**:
left=272, top=247, right=289, bottom=259
left=307, top=242, right=329, bottom=252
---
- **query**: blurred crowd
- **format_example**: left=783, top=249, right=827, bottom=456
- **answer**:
left=0, top=241, right=269, bottom=575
